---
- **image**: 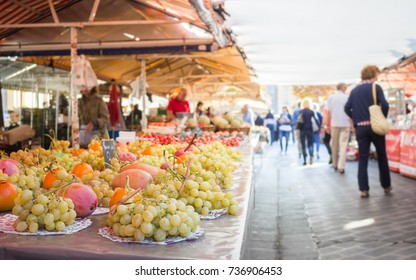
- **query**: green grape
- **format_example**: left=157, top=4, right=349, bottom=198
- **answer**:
left=154, top=228, right=167, bottom=242
left=140, top=222, right=153, bottom=235
left=221, top=198, right=230, bottom=207
left=21, top=189, right=33, bottom=202
left=124, top=224, right=135, bottom=237
left=168, top=226, right=178, bottom=236
left=112, top=223, right=121, bottom=236
left=132, top=214, right=143, bottom=227
left=142, top=210, right=154, bottom=223
left=120, top=214, right=132, bottom=225
left=133, top=229, right=145, bottom=241
left=229, top=205, right=238, bottom=215
left=12, top=204, right=23, bottom=216
left=178, top=223, right=190, bottom=237
left=159, top=217, right=171, bottom=231
left=147, top=206, right=158, bottom=217
left=201, top=207, right=209, bottom=216
left=194, top=198, right=203, bottom=208
left=15, top=221, right=28, bottom=232
left=170, top=215, right=181, bottom=227
left=55, top=221, right=65, bottom=231
left=116, top=205, right=128, bottom=216
left=36, top=194, right=49, bottom=205
left=57, top=201, right=68, bottom=214
left=23, top=200, right=34, bottom=211
left=31, top=204, right=45, bottom=216
left=28, top=222, right=38, bottom=233
left=45, top=222, right=56, bottom=231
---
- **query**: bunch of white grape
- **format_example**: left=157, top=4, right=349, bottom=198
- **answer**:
left=7, top=167, right=42, bottom=192
left=12, top=190, right=77, bottom=232
left=188, top=142, right=240, bottom=189
left=106, top=197, right=200, bottom=242
left=76, top=149, right=105, bottom=171
left=49, top=139, right=71, bottom=154
left=53, top=152, right=77, bottom=172
left=88, top=178, right=114, bottom=207
left=144, top=174, right=238, bottom=216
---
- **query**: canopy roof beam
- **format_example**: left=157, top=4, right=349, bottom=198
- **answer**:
left=9, top=0, right=41, bottom=15
left=0, top=19, right=189, bottom=29
left=48, top=0, right=60, bottom=23
left=89, top=0, right=101, bottom=22
left=0, top=38, right=213, bottom=52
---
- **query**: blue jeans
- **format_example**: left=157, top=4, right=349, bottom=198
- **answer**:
left=300, top=129, right=314, bottom=161
left=279, top=130, right=290, bottom=151
left=355, top=126, right=391, bottom=192
left=266, top=124, right=275, bottom=143
left=313, top=131, right=320, bottom=154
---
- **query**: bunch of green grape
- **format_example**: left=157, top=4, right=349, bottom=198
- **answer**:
left=76, top=149, right=105, bottom=171
left=145, top=173, right=238, bottom=216
left=105, top=197, right=200, bottom=242
left=6, top=167, right=42, bottom=192
left=12, top=190, right=77, bottom=232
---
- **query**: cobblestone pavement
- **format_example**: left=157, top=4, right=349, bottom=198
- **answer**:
left=245, top=141, right=416, bottom=260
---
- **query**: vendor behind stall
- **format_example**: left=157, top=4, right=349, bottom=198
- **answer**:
left=166, top=88, right=190, bottom=121
left=78, top=86, right=110, bottom=148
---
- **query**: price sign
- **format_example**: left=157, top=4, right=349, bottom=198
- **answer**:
left=102, top=139, right=117, bottom=167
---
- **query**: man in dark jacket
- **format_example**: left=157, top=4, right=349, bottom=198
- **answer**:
left=344, top=65, right=391, bottom=198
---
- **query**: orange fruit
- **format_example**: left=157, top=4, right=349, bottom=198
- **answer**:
left=43, top=168, right=64, bottom=190
left=0, top=180, right=18, bottom=211
left=71, top=163, right=94, bottom=179
left=142, top=147, right=154, bottom=156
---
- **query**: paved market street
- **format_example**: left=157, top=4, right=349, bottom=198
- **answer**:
left=245, top=140, right=416, bottom=260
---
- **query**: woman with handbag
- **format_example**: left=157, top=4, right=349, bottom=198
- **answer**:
left=297, top=99, right=316, bottom=165
left=344, top=65, right=391, bottom=198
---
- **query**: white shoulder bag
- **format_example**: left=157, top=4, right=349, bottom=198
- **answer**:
left=369, top=83, right=390, bottom=135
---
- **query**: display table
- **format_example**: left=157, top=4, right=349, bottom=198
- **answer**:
left=399, top=130, right=416, bottom=179
left=386, top=129, right=402, bottom=172
left=0, top=145, right=255, bottom=260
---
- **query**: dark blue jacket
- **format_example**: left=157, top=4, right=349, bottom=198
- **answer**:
left=299, top=108, right=315, bottom=131
left=344, top=83, right=389, bottom=126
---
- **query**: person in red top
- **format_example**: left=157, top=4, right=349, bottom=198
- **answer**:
left=166, top=88, right=190, bottom=121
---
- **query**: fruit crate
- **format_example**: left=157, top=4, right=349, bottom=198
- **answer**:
left=217, top=127, right=251, bottom=135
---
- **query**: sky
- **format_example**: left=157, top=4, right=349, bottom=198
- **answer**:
left=225, top=0, right=416, bottom=85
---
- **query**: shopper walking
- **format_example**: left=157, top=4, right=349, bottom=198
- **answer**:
left=344, top=65, right=391, bottom=198
left=312, top=105, right=323, bottom=160
left=264, top=111, right=276, bottom=144
left=327, top=83, right=351, bottom=174
left=292, top=103, right=302, bottom=158
left=297, top=99, right=316, bottom=165
left=322, top=102, right=332, bottom=164
left=278, top=106, right=292, bottom=154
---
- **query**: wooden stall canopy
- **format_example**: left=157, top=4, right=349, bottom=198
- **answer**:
left=0, top=0, right=261, bottom=101
left=379, top=53, right=416, bottom=96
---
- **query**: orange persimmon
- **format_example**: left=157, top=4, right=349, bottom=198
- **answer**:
left=0, top=180, right=18, bottom=211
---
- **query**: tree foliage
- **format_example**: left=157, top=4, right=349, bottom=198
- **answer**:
left=291, top=85, right=336, bottom=100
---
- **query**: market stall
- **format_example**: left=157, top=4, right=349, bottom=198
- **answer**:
left=379, top=54, right=416, bottom=178
left=0, top=142, right=254, bottom=260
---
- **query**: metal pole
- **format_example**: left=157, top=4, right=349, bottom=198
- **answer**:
left=55, top=92, right=60, bottom=138
left=30, top=74, right=34, bottom=129
left=70, top=27, right=79, bottom=147
left=140, top=60, right=147, bottom=130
